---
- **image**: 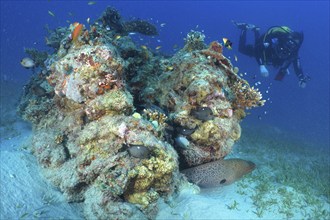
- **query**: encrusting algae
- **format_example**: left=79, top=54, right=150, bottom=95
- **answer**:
left=18, top=7, right=264, bottom=220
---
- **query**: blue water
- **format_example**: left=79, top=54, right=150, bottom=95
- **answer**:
left=1, top=1, right=329, bottom=147
left=0, top=1, right=329, bottom=219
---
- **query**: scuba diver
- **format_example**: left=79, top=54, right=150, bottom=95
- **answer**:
left=233, top=21, right=310, bottom=88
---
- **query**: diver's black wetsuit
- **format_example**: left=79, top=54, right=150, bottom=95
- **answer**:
left=238, top=29, right=259, bottom=58
left=238, top=27, right=307, bottom=83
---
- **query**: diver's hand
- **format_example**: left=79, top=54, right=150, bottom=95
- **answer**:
left=259, top=65, right=269, bottom=77
left=298, top=75, right=311, bottom=88
left=299, top=79, right=307, bottom=88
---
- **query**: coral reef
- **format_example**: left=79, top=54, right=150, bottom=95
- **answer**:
left=137, top=34, right=264, bottom=167
left=124, top=20, right=158, bottom=36
left=45, top=25, right=71, bottom=49
left=18, top=7, right=263, bottom=220
left=98, top=7, right=158, bottom=36
left=183, top=30, right=207, bottom=52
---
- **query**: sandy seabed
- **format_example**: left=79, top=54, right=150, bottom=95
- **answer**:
left=1, top=81, right=329, bottom=220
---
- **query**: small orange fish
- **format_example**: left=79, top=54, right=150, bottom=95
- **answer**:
left=72, top=23, right=83, bottom=43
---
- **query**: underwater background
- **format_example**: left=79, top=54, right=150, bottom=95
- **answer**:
left=1, top=0, right=329, bottom=145
left=1, top=1, right=329, bottom=219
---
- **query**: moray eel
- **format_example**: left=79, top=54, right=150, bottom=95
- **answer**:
left=181, top=158, right=256, bottom=188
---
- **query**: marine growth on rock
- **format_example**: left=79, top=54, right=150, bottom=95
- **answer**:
left=18, top=7, right=264, bottom=220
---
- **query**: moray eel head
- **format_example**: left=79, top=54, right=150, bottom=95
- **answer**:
left=220, top=159, right=256, bottom=185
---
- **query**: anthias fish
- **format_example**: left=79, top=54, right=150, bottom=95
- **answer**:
left=72, top=23, right=83, bottom=43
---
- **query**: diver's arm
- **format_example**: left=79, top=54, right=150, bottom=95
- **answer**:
left=293, top=57, right=304, bottom=79
left=253, top=28, right=261, bottom=41
left=255, top=48, right=269, bottom=77
left=259, top=64, right=269, bottom=77
left=293, top=57, right=310, bottom=88
left=255, top=35, right=270, bottom=77
left=255, top=34, right=266, bottom=66
left=256, top=57, right=269, bottom=77
left=256, top=57, right=264, bottom=66
left=258, top=61, right=269, bottom=77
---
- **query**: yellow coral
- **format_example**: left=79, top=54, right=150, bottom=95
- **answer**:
left=129, top=165, right=154, bottom=191
left=190, top=121, right=220, bottom=144
left=143, top=108, right=167, bottom=127
left=125, top=191, right=159, bottom=209
left=183, top=30, right=206, bottom=51
left=83, top=141, right=110, bottom=159
left=86, top=90, right=133, bottom=120
left=126, top=147, right=177, bottom=206
left=230, top=123, right=241, bottom=141
left=55, top=134, right=64, bottom=144
left=234, top=108, right=246, bottom=119
left=128, top=148, right=176, bottom=191
left=231, top=79, right=265, bottom=109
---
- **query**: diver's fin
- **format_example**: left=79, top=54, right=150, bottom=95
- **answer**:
left=275, top=71, right=287, bottom=81
left=232, top=20, right=248, bottom=30
left=232, top=20, right=258, bottom=31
